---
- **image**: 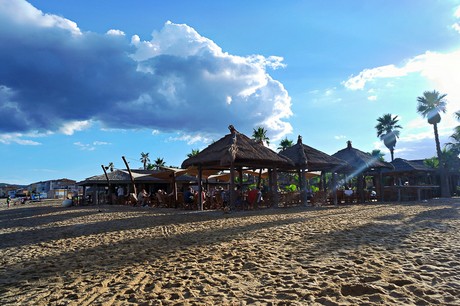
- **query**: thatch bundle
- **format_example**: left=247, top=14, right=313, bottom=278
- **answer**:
left=332, top=141, right=393, bottom=173
left=181, top=125, right=293, bottom=169
left=279, top=135, right=349, bottom=172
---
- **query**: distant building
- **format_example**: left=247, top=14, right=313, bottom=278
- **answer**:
left=28, top=178, right=79, bottom=199
left=0, top=185, right=24, bottom=198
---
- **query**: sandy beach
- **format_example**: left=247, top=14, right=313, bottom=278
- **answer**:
left=0, top=198, right=459, bottom=305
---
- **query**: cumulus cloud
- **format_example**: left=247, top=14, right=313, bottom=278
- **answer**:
left=343, top=50, right=460, bottom=129
left=59, top=120, right=92, bottom=135
left=0, top=132, right=41, bottom=145
left=0, top=1, right=292, bottom=143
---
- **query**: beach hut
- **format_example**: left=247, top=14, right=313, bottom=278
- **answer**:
left=77, top=169, right=158, bottom=205
left=279, top=135, right=350, bottom=205
left=380, top=158, right=438, bottom=201
left=181, top=125, right=294, bottom=210
left=332, top=140, right=393, bottom=203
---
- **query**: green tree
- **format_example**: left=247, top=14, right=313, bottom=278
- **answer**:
left=416, top=90, right=449, bottom=197
left=446, top=110, right=460, bottom=155
left=424, top=157, right=439, bottom=169
left=154, top=157, right=166, bottom=170
left=277, top=137, right=293, bottom=151
left=375, top=114, right=402, bottom=161
left=252, top=126, right=270, bottom=146
left=140, top=152, right=150, bottom=170
left=424, top=148, right=459, bottom=173
left=370, top=149, right=385, bottom=162
left=187, top=149, right=200, bottom=158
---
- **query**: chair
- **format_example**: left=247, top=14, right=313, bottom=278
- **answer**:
left=176, top=192, right=184, bottom=209
left=214, top=192, right=224, bottom=210
left=311, top=191, right=328, bottom=206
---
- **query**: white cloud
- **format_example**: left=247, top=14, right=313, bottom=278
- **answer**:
left=0, top=132, right=42, bottom=145
left=93, top=141, right=110, bottom=145
left=0, top=0, right=81, bottom=36
left=106, top=29, right=125, bottom=36
left=73, top=142, right=95, bottom=151
left=343, top=50, right=460, bottom=130
left=367, top=95, right=377, bottom=101
left=0, top=3, right=292, bottom=143
left=59, top=120, right=92, bottom=135
left=167, top=133, right=213, bottom=145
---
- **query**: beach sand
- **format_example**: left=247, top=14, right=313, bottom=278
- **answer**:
left=0, top=198, right=459, bottom=305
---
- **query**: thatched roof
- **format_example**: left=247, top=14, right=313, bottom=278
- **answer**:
left=78, top=169, right=170, bottom=186
left=382, top=158, right=435, bottom=174
left=181, top=125, right=294, bottom=169
left=332, top=141, right=393, bottom=173
left=279, top=135, right=349, bottom=171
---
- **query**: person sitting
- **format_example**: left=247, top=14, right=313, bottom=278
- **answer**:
left=184, top=187, right=195, bottom=209
left=137, top=189, right=149, bottom=207
left=247, top=187, right=261, bottom=210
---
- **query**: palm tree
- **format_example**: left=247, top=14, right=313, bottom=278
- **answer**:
left=154, top=157, right=166, bottom=170
left=446, top=110, right=460, bottom=155
left=370, top=149, right=385, bottom=162
left=375, top=114, right=402, bottom=161
left=277, top=137, right=293, bottom=151
left=105, top=162, right=114, bottom=172
left=416, top=90, right=449, bottom=197
left=424, top=157, right=439, bottom=169
left=252, top=126, right=270, bottom=146
left=187, top=149, right=200, bottom=158
left=140, top=152, right=150, bottom=170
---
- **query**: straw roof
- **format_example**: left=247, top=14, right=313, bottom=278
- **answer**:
left=77, top=169, right=164, bottom=186
left=381, top=158, right=435, bottom=174
left=181, top=125, right=294, bottom=169
left=332, top=140, right=393, bottom=173
left=279, top=135, right=349, bottom=171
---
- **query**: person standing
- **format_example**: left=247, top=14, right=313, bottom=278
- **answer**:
left=117, top=186, right=125, bottom=204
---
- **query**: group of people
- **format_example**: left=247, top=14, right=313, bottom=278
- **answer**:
left=182, top=185, right=264, bottom=211
left=114, top=184, right=265, bottom=210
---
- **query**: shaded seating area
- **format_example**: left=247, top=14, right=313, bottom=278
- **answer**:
left=181, top=125, right=294, bottom=210
left=278, top=135, right=350, bottom=206
left=332, top=140, right=394, bottom=204
left=380, top=158, right=439, bottom=201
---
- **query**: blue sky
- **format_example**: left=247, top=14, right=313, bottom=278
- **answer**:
left=1, top=0, right=460, bottom=185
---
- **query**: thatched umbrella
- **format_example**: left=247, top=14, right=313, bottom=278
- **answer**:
left=332, top=140, right=393, bottom=202
left=279, top=135, right=350, bottom=205
left=181, top=125, right=294, bottom=210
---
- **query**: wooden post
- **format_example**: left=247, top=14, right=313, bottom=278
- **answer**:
left=273, top=168, right=279, bottom=208
left=101, top=165, right=112, bottom=204
left=332, top=172, right=338, bottom=206
left=172, top=172, right=178, bottom=208
left=122, top=156, right=137, bottom=196
left=230, top=162, right=235, bottom=210
left=300, top=168, right=308, bottom=206
left=198, top=165, right=203, bottom=211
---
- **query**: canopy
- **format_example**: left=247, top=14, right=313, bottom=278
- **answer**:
left=279, top=135, right=349, bottom=172
left=181, top=125, right=294, bottom=170
left=332, top=141, right=393, bottom=174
